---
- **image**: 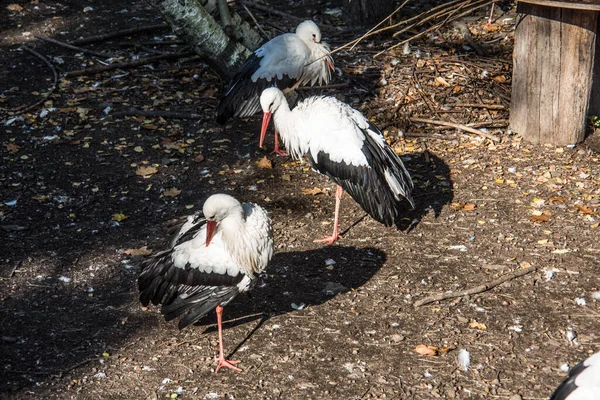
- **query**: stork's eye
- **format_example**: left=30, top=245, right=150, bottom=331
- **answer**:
left=312, top=34, right=316, bottom=39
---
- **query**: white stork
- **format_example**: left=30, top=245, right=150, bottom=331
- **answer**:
left=217, top=20, right=334, bottom=155
left=138, top=194, right=273, bottom=372
left=259, top=87, right=414, bottom=244
left=550, top=351, right=600, bottom=400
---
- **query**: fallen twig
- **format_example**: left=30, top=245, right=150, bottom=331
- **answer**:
left=375, top=0, right=494, bottom=58
left=466, top=119, right=508, bottom=128
left=349, top=0, right=412, bottom=51
left=241, top=1, right=340, bottom=31
left=35, top=35, right=114, bottom=58
left=108, top=109, right=203, bottom=120
left=240, top=2, right=270, bottom=41
left=70, top=24, right=170, bottom=45
left=409, top=117, right=500, bottom=142
left=8, top=260, right=23, bottom=278
left=414, top=265, right=538, bottom=307
left=297, top=83, right=350, bottom=91
left=12, top=46, right=58, bottom=114
left=64, top=51, right=195, bottom=77
left=447, top=103, right=505, bottom=110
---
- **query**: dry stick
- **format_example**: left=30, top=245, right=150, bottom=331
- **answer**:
left=70, top=24, right=169, bottom=45
left=9, top=260, right=23, bottom=278
left=414, top=266, right=537, bottom=307
left=466, top=119, right=508, bottom=128
left=241, top=1, right=340, bottom=31
left=317, top=0, right=484, bottom=63
left=377, top=0, right=494, bottom=58
left=349, top=0, right=412, bottom=51
left=410, top=117, right=500, bottom=142
left=35, top=35, right=114, bottom=58
left=64, top=51, right=195, bottom=77
left=448, top=103, right=505, bottom=110
left=108, top=109, right=203, bottom=119
left=12, top=46, right=58, bottom=114
left=240, top=2, right=270, bottom=40
left=339, top=0, right=466, bottom=55
left=392, top=0, right=490, bottom=38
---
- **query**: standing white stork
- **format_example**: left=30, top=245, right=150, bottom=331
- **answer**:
left=217, top=20, right=334, bottom=155
left=550, top=351, right=600, bottom=400
left=138, top=194, right=273, bottom=372
left=259, top=87, right=414, bottom=244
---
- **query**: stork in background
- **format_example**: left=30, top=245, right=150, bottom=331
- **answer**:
left=550, top=351, right=600, bottom=400
left=259, top=87, right=414, bottom=244
left=138, top=194, right=274, bottom=372
left=217, top=20, right=334, bottom=155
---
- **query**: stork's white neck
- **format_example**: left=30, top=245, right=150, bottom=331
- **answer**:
left=272, top=99, right=308, bottom=160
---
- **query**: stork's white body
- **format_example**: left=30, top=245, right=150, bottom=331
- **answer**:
left=259, top=88, right=414, bottom=242
left=139, top=194, right=273, bottom=372
left=216, top=20, right=334, bottom=125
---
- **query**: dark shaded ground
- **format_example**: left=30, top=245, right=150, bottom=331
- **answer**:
left=1, top=0, right=599, bottom=399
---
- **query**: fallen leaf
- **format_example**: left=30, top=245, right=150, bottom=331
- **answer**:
left=7, top=4, right=23, bottom=11
left=414, top=344, right=439, bottom=356
left=134, top=146, right=143, bottom=153
left=414, top=344, right=453, bottom=356
left=548, top=196, right=565, bottom=204
left=4, top=143, right=20, bottom=153
left=136, top=165, right=158, bottom=177
left=163, top=187, right=181, bottom=197
left=123, top=246, right=152, bottom=256
left=112, top=213, right=128, bottom=222
left=469, top=319, right=487, bottom=330
left=434, top=76, right=451, bottom=87
left=493, top=75, right=507, bottom=83
left=193, top=154, right=205, bottom=163
left=577, top=205, right=597, bottom=216
left=301, top=187, right=327, bottom=196
left=530, top=214, right=550, bottom=223
left=257, top=156, right=273, bottom=169
left=463, top=203, right=476, bottom=211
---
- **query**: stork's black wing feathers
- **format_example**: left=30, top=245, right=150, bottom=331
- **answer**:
left=162, top=285, right=241, bottom=329
left=307, top=124, right=414, bottom=227
left=138, top=244, right=244, bottom=329
left=216, top=53, right=298, bottom=124
left=549, top=360, right=589, bottom=400
left=361, top=121, right=414, bottom=205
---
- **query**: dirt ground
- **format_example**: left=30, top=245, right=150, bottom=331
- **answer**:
left=1, top=0, right=599, bottom=399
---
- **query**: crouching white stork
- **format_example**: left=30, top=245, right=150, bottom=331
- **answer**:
left=138, top=194, right=273, bottom=372
left=217, top=20, right=334, bottom=155
left=259, top=87, right=414, bottom=244
left=550, top=351, right=600, bottom=400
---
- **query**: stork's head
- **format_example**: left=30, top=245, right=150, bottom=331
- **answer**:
left=259, top=88, right=286, bottom=148
left=202, top=194, right=243, bottom=246
left=296, top=20, right=322, bottom=44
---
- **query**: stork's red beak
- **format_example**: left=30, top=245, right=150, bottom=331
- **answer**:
left=205, top=220, right=217, bottom=247
left=326, top=58, right=334, bottom=71
left=260, top=111, right=272, bottom=148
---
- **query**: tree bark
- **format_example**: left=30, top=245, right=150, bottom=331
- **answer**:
left=147, top=0, right=262, bottom=78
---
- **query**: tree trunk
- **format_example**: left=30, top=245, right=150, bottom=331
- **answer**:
left=147, top=0, right=262, bottom=78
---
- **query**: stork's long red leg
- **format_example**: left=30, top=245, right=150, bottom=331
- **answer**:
left=314, top=185, right=343, bottom=245
left=271, top=129, right=287, bottom=156
left=487, top=2, right=495, bottom=24
left=214, top=305, right=241, bottom=373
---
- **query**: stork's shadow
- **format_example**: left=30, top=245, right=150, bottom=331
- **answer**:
left=194, top=246, right=386, bottom=334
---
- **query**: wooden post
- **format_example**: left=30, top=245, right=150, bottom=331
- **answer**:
left=510, top=0, right=600, bottom=145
